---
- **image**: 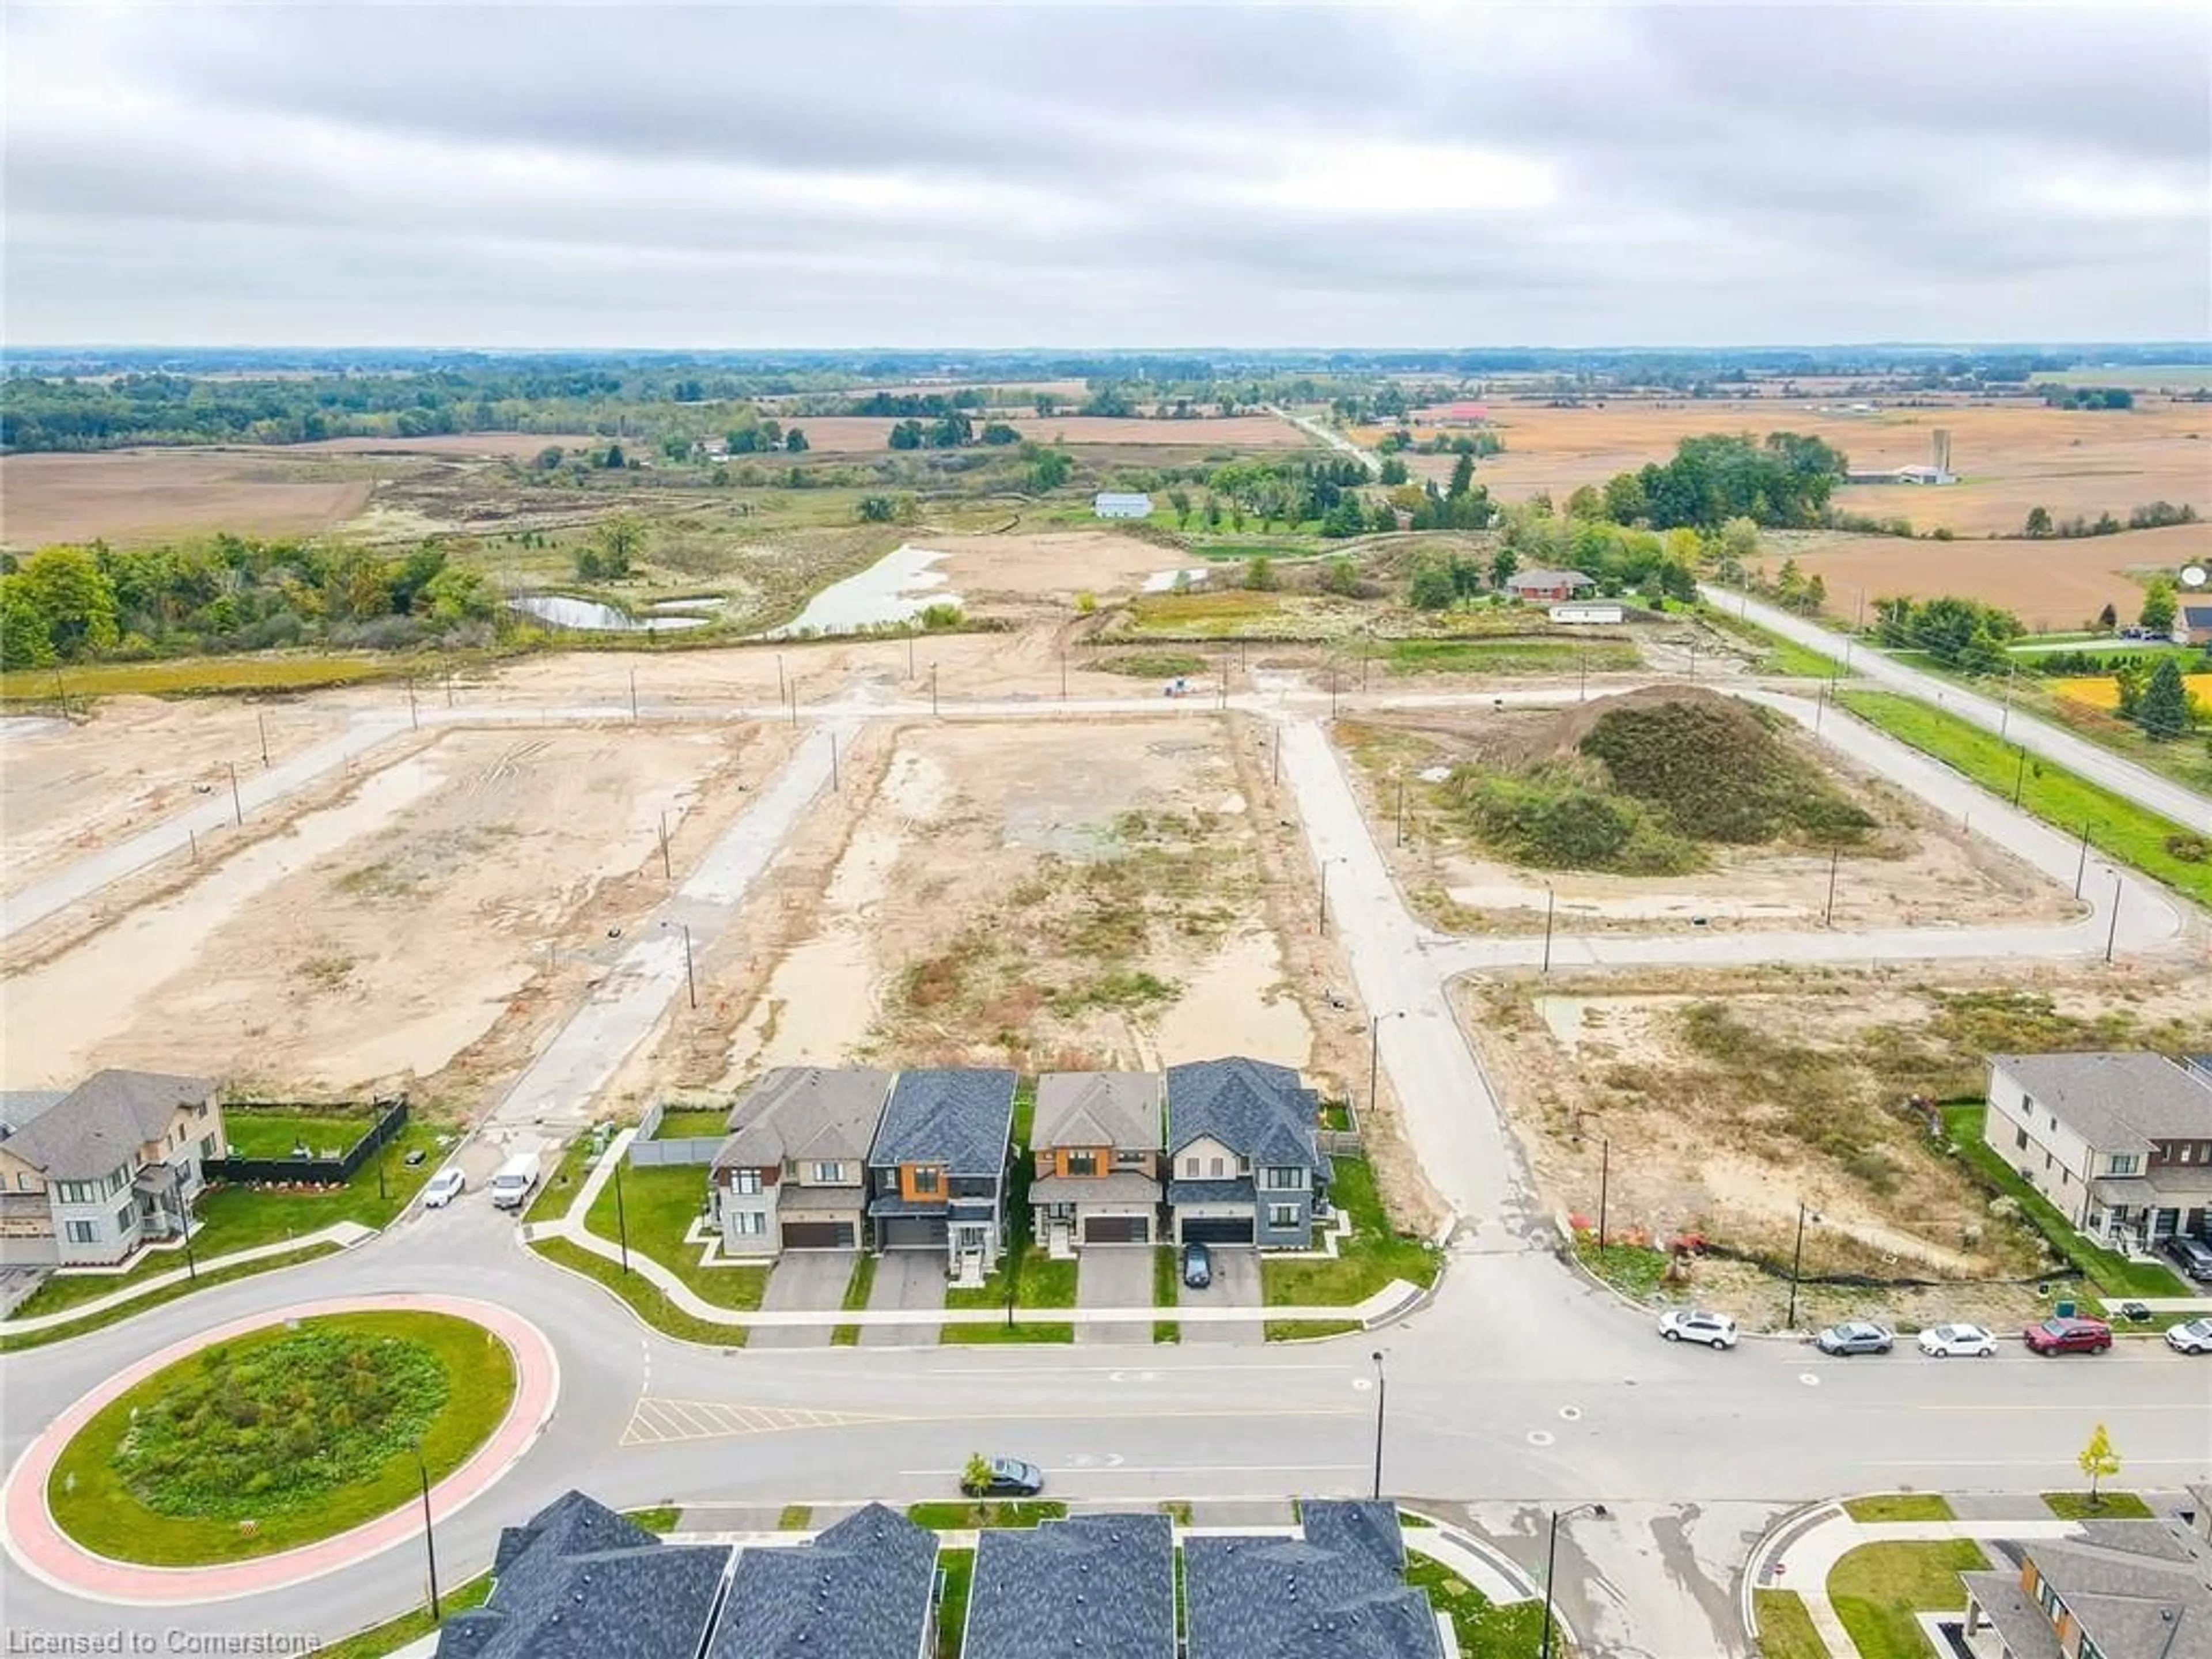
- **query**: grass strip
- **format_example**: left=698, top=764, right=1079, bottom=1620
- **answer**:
left=2043, top=1490, right=2152, bottom=1519
left=1752, top=1589, right=1828, bottom=1659
left=584, top=1162, right=766, bottom=1312
left=0, top=1242, right=343, bottom=1353
left=905, top=1501, right=1067, bottom=1530
left=312, top=1573, right=494, bottom=1659
left=1403, top=1555, right=1552, bottom=1658
left=1829, top=1540, right=1990, bottom=1659
left=1843, top=1493, right=1955, bottom=1523
left=1266, top=1319, right=1363, bottom=1341
left=529, top=1236, right=749, bottom=1348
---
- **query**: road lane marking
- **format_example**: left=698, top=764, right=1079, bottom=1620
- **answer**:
left=620, top=1397, right=903, bottom=1446
left=897, top=1463, right=1363, bottom=1478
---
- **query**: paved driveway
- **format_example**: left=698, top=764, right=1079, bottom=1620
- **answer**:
left=749, top=1251, right=855, bottom=1350
left=1178, top=1247, right=1260, bottom=1345
left=1075, top=1247, right=1155, bottom=1347
left=861, top=1251, right=945, bottom=1347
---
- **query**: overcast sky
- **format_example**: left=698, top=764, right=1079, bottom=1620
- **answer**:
left=7, top=3, right=2208, bottom=349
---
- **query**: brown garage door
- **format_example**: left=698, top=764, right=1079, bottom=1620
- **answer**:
left=781, top=1221, right=855, bottom=1250
left=1083, top=1216, right=1149, bottom=1245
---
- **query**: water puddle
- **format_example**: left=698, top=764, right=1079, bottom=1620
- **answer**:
left=762, top=545, right=961, bottom=638
left=1142, top=567, right=1212, bottom=593
left=508, top=594, right=708, bottom=632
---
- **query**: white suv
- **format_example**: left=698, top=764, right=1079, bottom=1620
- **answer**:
left=1658, top=1309, right=1739, bottom=1349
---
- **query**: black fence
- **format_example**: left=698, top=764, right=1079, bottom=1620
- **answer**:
left=203, top=1095, right=410, bottom=1186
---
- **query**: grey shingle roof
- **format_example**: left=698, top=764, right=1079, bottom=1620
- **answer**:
left=710, top=1502, right=937, bottom=1659
left=1166, top=1058, right=1319, bottom=1171
left=1034, top=1072, right=1162, bottom=1153
left=869, top=1069, right=1017, bottom=1175
left=0, top=1092, right=69, bottom=1137
left=1507, top=567, right=1594, bottom=589
left=1166, top=1178, right=1255, bottom=1206
left=1030, top=1172, right=1160, bottom=1205
left=1961, top=1573, right=2062, bottom=1659
left=1, top=1070, right=217, bottom=1180
left=436, top=1490, right=729, bottom=1659
left=1185, top=1502, right=1441, bottom=1659
left=1993, top=1052, right=2212, bottom=1151
left=2005, top=1521, right=2212, bottom=1659
left=964, top=1513, right=1175, bottom=1659
left=714, top=1067, right=894, bottom=1171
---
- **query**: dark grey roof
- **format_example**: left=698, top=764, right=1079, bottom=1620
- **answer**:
left=0, top=1091, right=68, bottom=1137
left=1168, top=1179, right=1255, bottom=1206
left=1997, top=1521, right=2212, bottom=1659
left=1030, top=1172, right=1160, bottom=1205
left=715, top=1068, right=894, bottom=1171
left=869, top=1069, right=1017, bottom=1175
left=964, top=1513, right=1175, bottom=1659
left=1507, top=567, right=1594, bottom=589
left=1034, top=1073, right=1162, bottom=1152
left=1991, top=1052, right=2212, bottom=1152
left=1166, top=1058, right=1319, bottom=1171
left=1185, top=1502, right=1440, bottom=1659
left=2180, top=605, right=2212, bottom=627
left=437, top=1490, right=729, bottom=1659
left=1962, top=1573, right=2061, bottom=1659
left=1, top=1070, right=217, bottom=1180
left=710, top=1502, right=936, bottom=1659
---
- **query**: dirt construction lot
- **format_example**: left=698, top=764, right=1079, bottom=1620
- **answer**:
left=1, top=724, right=781, bottom=1096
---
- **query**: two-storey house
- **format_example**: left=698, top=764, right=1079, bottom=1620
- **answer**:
left=1986, top=1053, right=2212, bottom=1248
left=1961, top=1502, right=2212, bottom=1659
left=1029, top=1071, right=1164, bottom=1251
left=866, top=1068, right=1018, bottom=1275
left=708, top=1067, right=893, bottom=1256
left=0, top=1070, right=224, bottom=1267
left=1164, top=1056, right=1328, bottom=1249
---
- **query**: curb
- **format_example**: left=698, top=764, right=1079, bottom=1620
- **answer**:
left=1738, top=1498, right=1840, bottom=1652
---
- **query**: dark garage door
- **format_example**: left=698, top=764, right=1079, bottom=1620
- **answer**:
left=1181, top=1216, right=1254, bottom=1245
left=782, top=1221, right=855, bottom=1250
left=1084, top=1216, right=1149, bottom=1245
left=878, top=1215, right=946, bottom=1250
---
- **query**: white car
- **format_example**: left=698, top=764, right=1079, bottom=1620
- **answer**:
left=1658, top=1309, right=1738, bottom=1349
left=1918, top=1323, right=1998, bottom=1358
left=422, top=1168, right=467, bottom=1209
left=2166, top=1318, right=2212, bottom=1355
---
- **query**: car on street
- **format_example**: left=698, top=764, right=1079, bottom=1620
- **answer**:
left=1815, top=1320, right=1893, bottom=1356
left=1181, top=1240, right=1212, bottom=1289
left=422, top=1168, right=466, bottom=1208
left=2163, top=1234, right=2212, bottom=1283
left=1658, top=1309, right=1738, bottom=1349
left=1918, top=1323, right=1997, bottom=1358
left=961, top=1457, right=1044, bottom=1498
left=2165, top=1318, right=2212, bottom=1355
left=2024, top=1315, right=2112, bottom=1355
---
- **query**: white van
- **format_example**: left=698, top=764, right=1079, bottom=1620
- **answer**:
left=488, top=1153, right=541, bottom=1211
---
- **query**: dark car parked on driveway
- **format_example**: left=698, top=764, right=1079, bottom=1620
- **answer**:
left=1181, top=1240, right=1213, bottom=1289
left=2164, top=1233, right=2212, bottom=1283
left=2024, top=1316, right=2112, bottom=1355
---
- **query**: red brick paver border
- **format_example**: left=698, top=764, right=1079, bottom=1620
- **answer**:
left=1, top=1294, right=559, bottom=1605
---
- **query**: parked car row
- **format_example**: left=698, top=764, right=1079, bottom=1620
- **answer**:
left=1656, top=1310, right=2212, bottom=1356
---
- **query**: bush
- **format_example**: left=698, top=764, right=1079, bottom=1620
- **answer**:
left=2166, top=833, right=2209, bottom=864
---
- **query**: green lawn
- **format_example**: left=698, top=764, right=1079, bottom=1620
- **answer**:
left=584, top=1162, right=766, bottom=1312
left=313, top=1573, right=494, bottom=1659
left=1260, top=1159, right=1440, bottom=1306
left=778, top=1504, right=813, bottom=1531
left=1387, top=638, right=1640, bottom=675
left=524, top=1135, right=599, bottom=1223
left=1940, top=1105, right=2187, bottom=1298
left=905, top=1500, right=1067, bottom=1530
left=1752, top=1589, right=1829, bottom=1659
left=1153, top=1245, right=1180, bottom=1344
left=1572, top=1240, right=1673, bottom=1300
left=652, top=1107, right=730, bottom=1140
left=2043, top=1490, right=2153, bottom=1519
left=1266, top=1319, right=1362, bottom=1341
left=1843, top=1493, right=1956, bottom=1522
left=1828, top=1540, right=1989, bottom=1659
left=49, top=1311, right=516, bottom=1566
left=935, top=1547, right=972, bottom=1659
left=0, top=1241, right=343, bottom=1353
left=945, top=1248, right=1075, bottom=1312
left=624, top=1506, right=681, bottom=1535
left=831, top=1251, right=875, bottom=1347
left=1403, top=1556, right=1551, bottom=1659
left=219, top=1107, right=381, bottom=1161
left=1837, top=691, right=2212, bottom=907
left=940, top=1319, right=1075, bottom=1344
left=529, top=1237, right=749, bottom=1348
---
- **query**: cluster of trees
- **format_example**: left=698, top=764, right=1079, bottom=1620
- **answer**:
left=717, top=409, right=808, bottom=454
left=1404, top=505, right=1703, bottom=612
left=1, top=536, right=497, bottom=664
left=885, top=414, right=1020, bottom=450
left=1160, top=456, right=1378, bottom=535
left=1586, top=433, right=1849, bottom=531
left=2117, top=657, right=2201, bottom=741
left=2037, top=385, right=2135, bottom=411
left=1871, top=594, right=2024, bottom=673
left=2021, top=501, right=2197, bottom=539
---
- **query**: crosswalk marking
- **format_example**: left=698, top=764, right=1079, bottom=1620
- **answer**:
left=620, top=1396, right=901, bottom=1446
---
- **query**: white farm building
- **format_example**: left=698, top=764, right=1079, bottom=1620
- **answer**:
left=1093, top=491, right=1153, bottom=520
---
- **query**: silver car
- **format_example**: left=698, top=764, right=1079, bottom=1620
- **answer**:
left=1815, top=1320, right=1894, bottom=1356
left=1658, top=1309, right=1738, bottom=1349
left=422, top=1168, right=467, bottom=1209
left=2166, top=1318, right=2212, bottom=1355
left=1918, top=1323, right=1997, bottom=1358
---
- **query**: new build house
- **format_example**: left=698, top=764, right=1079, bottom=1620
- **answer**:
left=866, top=1067, right=1018, bottom=1273
left=1984, top=1053, right=2212, bottom=1247
left=1165, top=1057, right=1329, bottom=1248
left=709, top=1067, right=893, bottom=1256
left=0, top=1070, right=224, bottom=1267
left=964, top=1513, right=1175, bottom=1659
left=1184, top=1501, right=1444, bottom=1659
left=1029, top=1070, right=1165, bottom=1251
left=1960, top=1498, right=2212, bottom=1659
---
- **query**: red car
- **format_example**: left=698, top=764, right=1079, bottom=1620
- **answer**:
left=2024, top=1316, right=2112, bottom=1355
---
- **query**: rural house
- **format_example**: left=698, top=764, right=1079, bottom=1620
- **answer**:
left=1184, top=1501, right=1444, bottom=1659
left=1164, top=1056, right=1328, bottom=1248
left=0, top=1070, right=224, bottom=1268
left=1506, top=567, right=1596, bottom=603
left=1959, top=1497, right=2212, bottom=1659
left=1984, top=1053, right=2212, bottom=1248
left=866, top=1067, right=1018, bottom=1276
left=1029, top=1070, right=1165, bottom=1252
left=964, top=1513, right=1175, bottom=1659
left=709, top=1066, right=893, bottom=1256
left=714, top=1503, right=938, bottom=1659
left=1093, top=490, right=1153, bottom=519
left=2173, top=603, right=2212, bottom=646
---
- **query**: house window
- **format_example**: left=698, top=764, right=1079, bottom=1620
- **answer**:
left=1183, top=1157, right=1202, bottom=1179
left=732, top=1170, right=763, bottom=1195
left=14, top=1173, right=31, bottom=1191
left=55, top=1181, right=94, bottom=1205
left=1209, top=1157, right=1225, bottom=1178
left=2036, top=1580, right=2059, bottom=1618
left=733, top=1211, right=767, bottom=1236
left=813, top=1162, right=842, bottom=1183
left=116, top=1202, right=134, bottom=1234
left=200, top=1135, right=217, bottom=1165
left=1267, top=1204, right=1300, bottom=1229
left=2107, top=1153, right=2141, bottom=1176
left=2177, top=1145, right=2195, bottom=1165
left=1114, top=1149, right=1146, bottom=1168
left=105, top=1165, right=129, bottom=1197
left=2014, top=1126, right=2029, bottom=1151
left=1262, top=1165, right=1305, bottom=1191
left=65, top=1221, right=96, bottom=1244
left=1066, top=1151, right=1099, bottom=1177
left=911, top=1167, right=941, bottom=1195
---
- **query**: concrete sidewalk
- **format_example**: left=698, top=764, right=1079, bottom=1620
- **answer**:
left=0, top=1222, right=374, bottom=1334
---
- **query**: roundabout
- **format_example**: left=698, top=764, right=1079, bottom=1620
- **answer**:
left=1, top=1294, right=559, bottom=1605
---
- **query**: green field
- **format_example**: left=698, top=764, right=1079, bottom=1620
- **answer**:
left=651, top=1106, right=730, bottom=1140
left=1838, top=691, right=2212, bottom=907
left=2, top=653, right=406, bottom=704
left=2033, top=364, right=2212, bottom=390
left=2043, top=1490, right=2152, bottom=1519
left=48, top=1311, right=516, bottom=1565
left=219, top=1107, right=380, bottom=1161
left=1700, top=607, right=1839, bottom=677
left=584, top=1162, right=766, bottom=1313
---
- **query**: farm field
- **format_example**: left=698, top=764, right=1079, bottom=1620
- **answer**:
left=0, top=448, right=380, bottom=549
left=1788, top=527, right=2203, bottom=629
left=0, top=722, right=785, bottom=1096
left=2054, top=671, right=2212, bottom=710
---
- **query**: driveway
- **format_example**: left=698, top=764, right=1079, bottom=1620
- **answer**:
left=1075, top=1247, right=1154, bottom=1347
left=861, top=1251, right=945, bottom=1347
left=749, top=1251, right=855, bottom=1350
left=1178, top=1247, right=1260, bottom=1345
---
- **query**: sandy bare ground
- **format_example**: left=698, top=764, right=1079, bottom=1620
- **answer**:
left=0, top=724, right=777, bottom=1096
left=927, top=530, right=1196, bottom=602
left=1334, top=708, right=2074, bottom=937
left=1791, top=524, right=2209, bottom=630
left=0, top=450, right=376, bottom=550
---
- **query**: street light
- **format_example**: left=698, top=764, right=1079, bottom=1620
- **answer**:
left=1786, top=1201, right=1822, bottom=1328
left=165, top=1162, right=199, bottom=1282
left=613, top=1156, right=631, bottom=1276
left=1539, top=1502, right=1608, bottom=1659
left=1369, top=1350, right=1387, bottom=1500
left=411, top=1444, right=442, bottom=1623
left=1596, top=1136, right=1611, bottom=1251
left=1319, top=857, right=1345, bottom=935
left=1541, top=883, right=1556, bottom=974
left=662, top=919, right=697, bottom=1009
left=1367, top=1011, right=1405, bottom=1124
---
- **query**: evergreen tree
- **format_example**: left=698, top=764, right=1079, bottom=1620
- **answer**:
left=2137, top=657, right=2192, bottom=740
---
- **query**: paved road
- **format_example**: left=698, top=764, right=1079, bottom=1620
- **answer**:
left=1701, top=585, right=2212, bottom=834
left=1265, top=403, right=1381, bottom=476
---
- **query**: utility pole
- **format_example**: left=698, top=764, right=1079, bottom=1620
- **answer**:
left=777, top=653, right=786, bottom=702
left=660, top=810, right=672, bottom=880
left=228, top=762, right=244, bottom=828
left=830, top=730, right=840, bottom=791
left=788, top=683, right=798, bottom=726
left=1823, top=846, right=1841, bottom=927
left=1596, top=1137, right=1611, bottom=1249
left=2012, top=745, right=2030, bottom=806
left=1999, top=662, right=2017, bottom=741
left=1541, top=885, right=1556, bottom=974
left=1329, top=668, right=1340, bottom=719
left=1814, top=683, right=1827, bottom=735
left=930, top=663, right=940, bottom=717
left=1369, top=1351, right=1387, bottom=1501
left=630, top=669, right=639, bottom=722
left=908, top=633, right=916, bottom=680
left=257, top=711, right=270, bottom=768
left=407, top=675, right=419, bottom=730
left=1786, top=1202, right=1816, bottom=1328
left=2105, top=874, right=2122, bottom=964
left=613, top=1158, right=631, bottom=1274
left=1366, top=1011, right=1402, bottom=1122
left=1687, top=638, right=1698, bottom=680
left=679, top=922, right=696, bottom=1007
left=412, top=1446, right=442, bottom=1623
left=2075, top=819, right=2093, bottom=899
